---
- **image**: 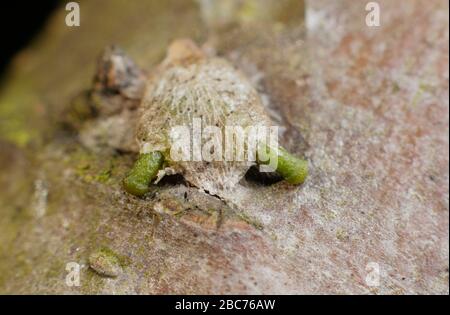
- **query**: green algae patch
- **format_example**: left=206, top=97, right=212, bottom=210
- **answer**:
left=258, top=145, right=308, bottom=185
left=0, top=85, right=35, bottom=147
left=236, top=212, right=264, bottom=231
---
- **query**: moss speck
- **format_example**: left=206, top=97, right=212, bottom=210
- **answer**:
left=88, top=247, right=128, bottom=278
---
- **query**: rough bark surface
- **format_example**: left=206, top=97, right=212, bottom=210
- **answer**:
left=0, top=0, right=448, bottom=294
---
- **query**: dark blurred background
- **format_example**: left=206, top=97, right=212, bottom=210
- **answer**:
left=0, top=2, right=59, bottom=81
